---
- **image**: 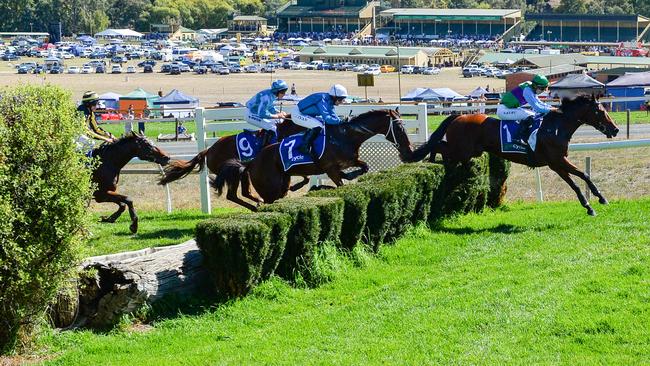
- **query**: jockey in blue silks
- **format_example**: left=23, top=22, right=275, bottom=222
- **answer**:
left=245, top=79, right=289, bottom=144
left=291, top=84, right=348, bottom=157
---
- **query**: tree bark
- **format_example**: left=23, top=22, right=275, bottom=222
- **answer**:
left=53, top=239, right=210, bottom=329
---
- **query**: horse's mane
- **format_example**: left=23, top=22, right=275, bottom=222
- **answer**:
left=348, top=109, right=392, bottom=123
left=560, top=94, right=595, bottom=111
left=93, top=132, right=138, bottom=155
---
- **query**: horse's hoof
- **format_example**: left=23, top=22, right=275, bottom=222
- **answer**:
left=599, top=197, right=608, bottom=205
left=130, top=219, right=138, bottom=234
left=587, top=208, right=596, bottom=216
left=100, top=216, right=114, bottom=223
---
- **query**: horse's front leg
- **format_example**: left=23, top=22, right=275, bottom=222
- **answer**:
left=289, top=176, right=310, bottom=192
left=341, top=159, right=369, bottom=181
left=324, top=169, right=345, bottom=187
left=561, top=157, right=608, bottom=205
left=95, top=191, right=127, bottom=223
left=549, top=165, right=596, bottom=216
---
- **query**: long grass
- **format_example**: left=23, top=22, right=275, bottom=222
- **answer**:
left=37, top=199, right=650, bottom=364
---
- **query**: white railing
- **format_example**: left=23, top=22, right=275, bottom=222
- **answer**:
left=194, top=103, right=429, bottom=214
left=534, top=138, right=650, bottom=202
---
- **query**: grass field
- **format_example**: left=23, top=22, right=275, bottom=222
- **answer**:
left=35, top=199, right=650, bottom=365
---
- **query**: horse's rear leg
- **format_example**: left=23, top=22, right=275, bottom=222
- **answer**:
left=341, top=159, right=369, bottom=181
left=225, top=173, right=258, bottom=211
left=241, top=172, right=263, bottom=204
left=550, top=165, right=596, bottom=216
left=96, top=191, right=138, bottom=233
left=289, top=176, right=310, bottom=192
left=561, top=157, right=608, bottom=205
left=100, top=202, right=126, bottom=223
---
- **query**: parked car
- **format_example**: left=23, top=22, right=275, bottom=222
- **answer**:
left=215, top=102, right=244, bottom=108
left=423, top=67, right=441, bottom=75
left=33, top=65, right=46, bottom=74
left=245, top=64, right=260, bottom=73
left=143, top=64, right=154, bottom=73
left=462, top=67, right=481, bottom=78
left=229, top=65, right=242, bottom=73
left=170, top=65, right=181, bottom=75
left=111, top=65, right=122, bottom=74
left=81, top=65, right=93, bottom=74
left=95, top=65, right=106, bottom=73
left=380, top=65, right=396, bottom=73
left=261, top=65, right=275, bottom=73
left=179, top=63, right=191, bottom=72
left=160, top=63, right=171, bottom=73
left=49, top=65, right=63, bottom=74
left=111, top=56, right=127, bottom=64
left=353, top=64, right=369, bottom=72
left=137, top=60, right=156, bottom=67
left=195, top=65, right=208, bottom=74
left=318, top=62, right=332, bottom=70
left=17, top=62, right=37, bottom=69
left=400, top=65, right=415, bottom=74
left=364, top=67, right=381, bottom=76
left=86, top=60, right=106, bottom=68
left=218, top=66, right=230, bottom=75
left=126, top=66, right=136, bottom=73
left=67, top=66, right=80, bottom=74
left=337, top=62, right=355, bottom=71
left=2, top=53, right=20, bottom=61
left=17, top=66, right=31, bottom=74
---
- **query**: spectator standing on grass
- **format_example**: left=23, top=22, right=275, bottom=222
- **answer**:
left=139, top=105, right=150, bottom=134
left=291, top=83, right=297, bottom=96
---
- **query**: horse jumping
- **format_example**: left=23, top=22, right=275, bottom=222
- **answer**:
left=214, top=109, right=413, bottom=210
left=158, top=119, right=304, bottom=186
left=92, top=132, right=171, bottom=233
left=408, top=95, right=619, bottom=216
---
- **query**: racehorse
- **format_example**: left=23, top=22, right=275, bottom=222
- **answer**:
left=158, top=119, right=304, bottom=186
left=408, top=94, right=619, bottom=216
left=214, top=109, right=413, bottom=210
left=92, top=132, right=171, bottom=233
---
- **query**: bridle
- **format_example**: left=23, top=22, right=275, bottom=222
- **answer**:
left=385, top=114, right=404, bottom=149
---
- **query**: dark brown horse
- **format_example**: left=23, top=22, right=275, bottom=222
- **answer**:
left=159, top=119, right=304, bottom=185
left=214, top=109, right=413, bottom=210
left=408, top=94, right=619, bottom=216
left=92, top=132, right=171, bottom=233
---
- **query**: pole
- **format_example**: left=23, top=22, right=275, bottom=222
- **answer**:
left=397, top=43, right=402, bottom=104
left=535, top=168, right=544, bottom=202
left=585, top=156, right=591, bottom=200
left=626, top=109, right=630, bottom=139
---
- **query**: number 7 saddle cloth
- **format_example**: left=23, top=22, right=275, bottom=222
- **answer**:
left=279, top=129, right=327, bottom=171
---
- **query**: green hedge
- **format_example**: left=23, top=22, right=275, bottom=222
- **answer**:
left=0, top=86, right=92, bottom=353
left=487, top=153, right=511, bottom=209
left=308, top=187, right=369, bottom=250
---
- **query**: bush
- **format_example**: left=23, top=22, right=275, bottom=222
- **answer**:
left=260, top=197, right=321, bottom=281
left=0, top=85, right=92, bottom=353
left=214, top=212, right=292, bottom=281
left=308, top=197, right=344, bottom=244
left=487, top=153, right=511, bottom=208
left=431, top=154, right=490, bottom=221
left=308, top=186, right=369, bottom=251
left=196, top=219, right=272, bottom=298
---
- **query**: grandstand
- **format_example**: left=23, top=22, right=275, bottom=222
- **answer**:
left=377, top=8, right=522, bottom=41
left=276, top=0, right=379, bottom=34
left=524, top=13, right=650, bottom=44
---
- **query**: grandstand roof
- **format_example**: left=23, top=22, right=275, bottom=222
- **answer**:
left=585, top=56, right=650, bottom=67
left=480, top=52, right=650, bottom=67
left=526, top=13, right=649, bottom=23
left=298, top=45, right=425, bottom=58
left=233, top=16, right=267, bottom=22
left=380, top=8, right=521, bottom=21
left=521, top=64, right=586, bottom=77
left=279, top=5, right=366, bottom=18
left=513, top=54, right=588, bottom=68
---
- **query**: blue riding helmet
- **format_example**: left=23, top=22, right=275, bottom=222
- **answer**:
left=271, top=80, right=289, bottom=93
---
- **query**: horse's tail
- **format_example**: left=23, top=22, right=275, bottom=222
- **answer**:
left=158, top=149, right=209, bottom=185
left=407, top=114, right=458, bottom=162
left=211, top=159, right=247, bottom=197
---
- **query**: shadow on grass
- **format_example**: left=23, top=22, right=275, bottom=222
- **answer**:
left=430, top=223, right=527, bottom=235
left=133, top=228, right=196, bottom=240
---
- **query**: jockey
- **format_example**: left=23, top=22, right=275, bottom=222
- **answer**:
left=497, top=74, right=558, bottom=146
left=77, top=91, right=115, bottom=151
left=292, top=84, right=348, bottom=157
left=245, top=79, right=289, bottom=145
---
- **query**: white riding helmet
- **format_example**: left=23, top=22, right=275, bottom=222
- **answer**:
left=328, top=84, right=348, bottom=99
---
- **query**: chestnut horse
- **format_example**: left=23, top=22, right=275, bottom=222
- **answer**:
left=408, top=95, right=619, bottom=216
left=213, top=109, right=413, bottom=210
left=159, top=119, right=304, bottom=185
left=92, top=132, right=171, bottom=233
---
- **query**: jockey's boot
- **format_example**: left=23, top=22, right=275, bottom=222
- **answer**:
left=261, top=129, right=275, bottom=146
left=515, top=116, right=535, bottom=147
left=297, top=127, right=322, bottom=158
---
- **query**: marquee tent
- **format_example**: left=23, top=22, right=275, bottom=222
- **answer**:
left=550, top=73, right=605, bottom=99
left=99, top=92, right=121, bottom=110
left=118, top=88, right=159, bottom=116
left=153, top=89, right=199, bottom=117
left=402, top=87, right=466, bottom=101
left=606, top=71, right=650, bottom=110
left=469, top=86, right=488, bottom=98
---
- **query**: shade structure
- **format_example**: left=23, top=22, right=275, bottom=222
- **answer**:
left=606, top=71, right=650, bottom=87
left=118, top=88, right=159, bottom=117
left=551, top=73, right=604, bottom=89
left=99, top=92, right=122, bottom=110
left=153, top=89, right=199, bottom=117
left=469, top=86, right=488, bottom=98
left=402, top=87, right=466, bottom=101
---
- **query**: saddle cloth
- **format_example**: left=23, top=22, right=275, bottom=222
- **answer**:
left=236, top=129, right=277, bottom=162
left=279, top=130, right=326, bottom=171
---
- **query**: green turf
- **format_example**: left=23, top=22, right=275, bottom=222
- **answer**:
left=39, top=199, right=650, bottom=364
left=83, top=209, right=236, bottom=258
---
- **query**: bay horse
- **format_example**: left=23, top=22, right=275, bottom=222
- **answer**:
left=92, top=132, right=171, bottom=233
left=158, top=119, right=304, bottom=185
left=408, top=94, right=619, bottom=216
left=214, top=109, right=413, bottom=210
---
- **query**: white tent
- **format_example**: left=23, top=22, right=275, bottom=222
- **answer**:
left=94, top=28, right=143, bottom=39
left=99, top=92, right=121, bottom=110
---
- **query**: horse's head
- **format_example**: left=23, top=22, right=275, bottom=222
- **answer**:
left=563, top=94, right=619, bottom=138
left=131, top=132, right=171, bottom=166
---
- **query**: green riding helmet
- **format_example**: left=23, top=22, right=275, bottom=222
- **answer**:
left=531, top=74, right=549, bottom=88
left=82, top=91, right=100, bottom=104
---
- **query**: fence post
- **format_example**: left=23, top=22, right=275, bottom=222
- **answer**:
left=158, top=165, right=173, bottom=214
left=626, top=109, right=630, bottom=139
left=535, top=168, right=544, bottom=202
left=417, top=102, right=428, bottom=141
left=195, top=107, right=211, bottom=214
left=585, top=156, right=591, bottom=200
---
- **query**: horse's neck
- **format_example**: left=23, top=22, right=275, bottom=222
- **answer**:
left=337, top=116, right=386, bottom=146
left=102, top=142, right=137, bottom=170
left=555, top=109, right=585, bottom=139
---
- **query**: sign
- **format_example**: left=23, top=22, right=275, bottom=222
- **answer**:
left=357, top=74, right=375, bottom=87
left=236, top=32, right=241, bottom=43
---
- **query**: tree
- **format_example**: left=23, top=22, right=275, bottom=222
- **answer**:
left=556, top=0, right=588, bottom=13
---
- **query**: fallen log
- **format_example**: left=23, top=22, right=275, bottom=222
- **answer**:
left=52, top=239, right=210, bottom=329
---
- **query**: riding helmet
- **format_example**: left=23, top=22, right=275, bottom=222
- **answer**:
left=82, top=91, right=100, bottom=104
left=532, top=74, right=549, bottom=88
left=271, top=79, right=289, bottom=93
left=328, top=84, right=348, bottom=99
